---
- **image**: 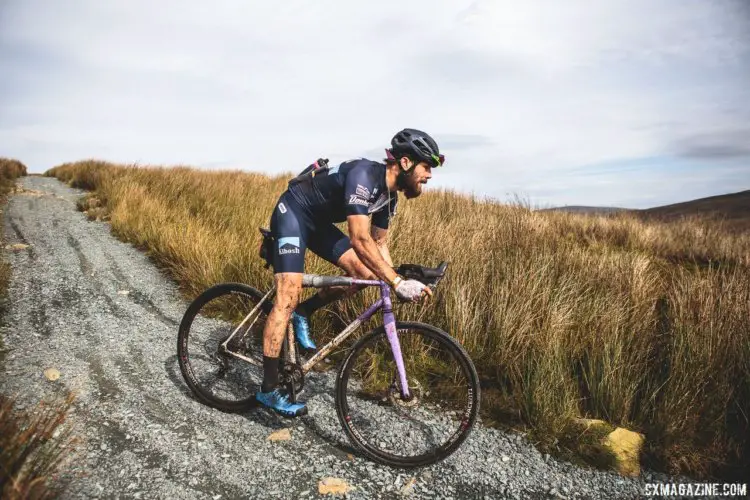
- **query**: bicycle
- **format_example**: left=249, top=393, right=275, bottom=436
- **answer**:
left=177, top=228, right=480, bottom=468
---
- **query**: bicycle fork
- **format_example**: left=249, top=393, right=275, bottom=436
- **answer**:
left=381, top=283, right=411, bottom=400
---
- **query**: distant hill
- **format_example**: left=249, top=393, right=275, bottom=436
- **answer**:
left=635, top=189, right=750, bottom=233
left=538, top=206, right=628, bottom=215
left=538, top=190, right=750, bottom=233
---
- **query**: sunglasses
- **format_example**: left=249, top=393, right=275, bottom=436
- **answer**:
left=431, top=153, right=446, bottom=167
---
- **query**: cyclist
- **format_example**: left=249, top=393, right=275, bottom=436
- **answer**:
left=256, top=128, right=446, bottom=417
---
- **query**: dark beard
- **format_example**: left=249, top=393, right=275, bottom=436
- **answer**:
left=397, top=169, right=421, bottom=199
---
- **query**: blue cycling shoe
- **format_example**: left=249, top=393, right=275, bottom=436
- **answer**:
left=255, top=388, right=308, bottom=417
left=291, top=311, right=316, bottom=350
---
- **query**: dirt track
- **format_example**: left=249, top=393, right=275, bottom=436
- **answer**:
left=0, top=176, right=667, bottom=499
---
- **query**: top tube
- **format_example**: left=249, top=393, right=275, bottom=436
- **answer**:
left=301, top=274, right=382, bottom=289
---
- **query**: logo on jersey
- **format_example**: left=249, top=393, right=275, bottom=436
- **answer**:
left=278, top=236, right=300, bottom=255
left=355, top=184, right=371, bottom=199
left=278, top=202, right=287, bottom=214
left=348, top=195, right=369, bottom=207
left=367, top=193, right=389, bottom=213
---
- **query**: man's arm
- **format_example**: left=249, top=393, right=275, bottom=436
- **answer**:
left=370, top=225, right=394, bottom=267
left=348, top=215, right=400, bottom=285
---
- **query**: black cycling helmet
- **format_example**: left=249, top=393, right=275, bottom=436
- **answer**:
left=388, top=128, right=445, bottom=168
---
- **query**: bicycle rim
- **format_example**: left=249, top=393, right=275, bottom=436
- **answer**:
left=177, top=283, right=271, bottom=412
left=335, top=322, right=480, bottom=467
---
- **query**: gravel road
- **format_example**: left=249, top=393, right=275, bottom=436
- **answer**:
left=1, top=176, right=680, bottom=499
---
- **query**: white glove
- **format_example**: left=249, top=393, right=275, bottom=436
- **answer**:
left=394, top=279, right=428, bottom=302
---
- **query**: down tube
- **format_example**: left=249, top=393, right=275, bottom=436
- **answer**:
left=381, top=283, right=410, bottom=398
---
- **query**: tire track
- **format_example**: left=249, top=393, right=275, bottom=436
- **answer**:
left=105, top=252, right=179, bottom=328
left=66, top=232, right=129, bottom=320
left=8, top=216, right=54, bottom=337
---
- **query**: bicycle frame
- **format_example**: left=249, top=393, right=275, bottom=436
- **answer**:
left=220, top=275, right=412, bottom=398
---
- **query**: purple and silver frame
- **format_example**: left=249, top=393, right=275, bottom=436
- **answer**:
left=299, top=275, right=410, bottom=398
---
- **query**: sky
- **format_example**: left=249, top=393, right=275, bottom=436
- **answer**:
left=1, top=0, right=749, bottom=209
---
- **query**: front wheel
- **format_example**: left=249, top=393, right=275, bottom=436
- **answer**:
left=335, top=322, right=480, bottom=468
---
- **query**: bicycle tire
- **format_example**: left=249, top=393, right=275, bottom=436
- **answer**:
left=177, top=282, right=273, bottom=412
left=335, top=321, right=480, bottom=468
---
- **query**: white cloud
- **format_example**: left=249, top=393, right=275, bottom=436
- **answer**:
left=1, top=0, right=748, bottom=207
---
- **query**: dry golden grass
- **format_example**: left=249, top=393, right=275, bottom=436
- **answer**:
left=45, top=160, right=750, bottom=479
left=0, top=158, right=27, bottom=188
left=0, top=394, right=80, bottom=499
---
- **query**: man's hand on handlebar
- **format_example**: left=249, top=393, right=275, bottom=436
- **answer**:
left=394, top=279, right=433, bottom=303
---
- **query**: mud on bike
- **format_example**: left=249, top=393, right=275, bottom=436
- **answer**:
left=177, top=228, right=480, bottom=468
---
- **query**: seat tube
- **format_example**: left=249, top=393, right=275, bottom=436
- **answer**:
left=380, top=282, right=410, bottom=398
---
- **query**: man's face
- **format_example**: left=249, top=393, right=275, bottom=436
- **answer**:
left=400, top=160, right=433, bottom=199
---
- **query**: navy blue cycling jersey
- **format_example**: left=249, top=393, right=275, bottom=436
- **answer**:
left=287, top=158, right=397, bottom=229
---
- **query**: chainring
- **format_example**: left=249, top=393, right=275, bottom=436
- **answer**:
left=281, top=363, right=305, bottom=394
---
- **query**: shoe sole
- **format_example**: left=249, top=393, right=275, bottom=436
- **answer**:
left=256, top=398, right=308, bottom=418
left=274, top=406, right=308, bottom=418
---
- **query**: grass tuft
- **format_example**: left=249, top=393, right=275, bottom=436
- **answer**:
left=0, top=393, right=81, bottom=499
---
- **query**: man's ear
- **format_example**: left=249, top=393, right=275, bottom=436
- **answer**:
left=399, top=157, right=412, bottom=171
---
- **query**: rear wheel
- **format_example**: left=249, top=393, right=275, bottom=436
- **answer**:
left=335, top=322, right=480, bottom=467
left=177, top=283, right=272, bottom=411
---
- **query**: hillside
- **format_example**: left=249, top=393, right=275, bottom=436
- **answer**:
left=540, top=190, right=750, bottom=233
left=636, top=189, right=750, bottom=233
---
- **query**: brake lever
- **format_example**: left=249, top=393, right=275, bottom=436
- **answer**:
left=428, top=273, right=445, bottom=291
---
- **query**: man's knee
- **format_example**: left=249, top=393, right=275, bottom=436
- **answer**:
left=273, top=273, right=303, bottom=312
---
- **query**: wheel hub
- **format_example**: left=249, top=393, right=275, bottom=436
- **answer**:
left=388, top=378, right=423, bottom=408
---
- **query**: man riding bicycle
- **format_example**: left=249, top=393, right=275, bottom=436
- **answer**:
left=257, top=128, right=446, bottom=417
